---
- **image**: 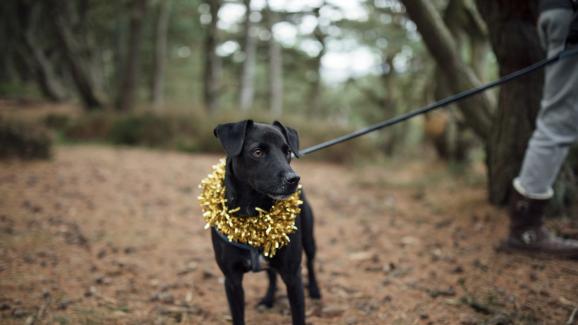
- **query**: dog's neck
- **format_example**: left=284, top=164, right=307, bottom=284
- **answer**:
left=224, top=158, right=274, bottom=216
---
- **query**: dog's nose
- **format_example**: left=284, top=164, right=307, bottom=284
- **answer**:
left=285, top=173, right=300, bottom=185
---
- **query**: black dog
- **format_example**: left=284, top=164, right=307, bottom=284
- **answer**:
left=210, top=120, right=321, bottom=325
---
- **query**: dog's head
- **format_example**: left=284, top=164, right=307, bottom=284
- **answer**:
left=214, top=120, right=300, bottom=200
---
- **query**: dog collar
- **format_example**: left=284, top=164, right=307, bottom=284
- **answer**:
left=213, top=228, right=268, bottom=272
left=198, top=159, right=302, bottom=257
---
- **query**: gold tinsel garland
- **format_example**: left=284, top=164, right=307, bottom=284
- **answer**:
left=198, top=159, right=302, bottom=257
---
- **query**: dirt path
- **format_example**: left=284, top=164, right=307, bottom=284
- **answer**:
left=1, top=145, right=577, bottom=324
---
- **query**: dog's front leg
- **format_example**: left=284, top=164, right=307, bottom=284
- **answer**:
left=224, top=272, right=245, bottom=325
left=280, top=268, right=305, bottom=325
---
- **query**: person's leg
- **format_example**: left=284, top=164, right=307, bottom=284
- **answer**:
left=504, top=9, right=578, bottom=259
left=515, top=8, right=578, bottom=198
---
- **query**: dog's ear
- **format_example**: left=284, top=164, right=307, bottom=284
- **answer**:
left=273, top=121, right=300, bottom=158
left=213, top=120, right=253, bottom=156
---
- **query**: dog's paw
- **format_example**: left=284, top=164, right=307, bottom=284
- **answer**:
left=308, top=285, right=321, bottom=299
left=257, top=298, right=275, bottom=309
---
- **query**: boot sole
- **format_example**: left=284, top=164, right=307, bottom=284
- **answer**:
left=497, top=240, right=578, bottom=260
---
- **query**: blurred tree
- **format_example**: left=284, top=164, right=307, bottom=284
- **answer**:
left=426, top=0, right=488, bottom=161
left=309, top=3, right=327, bottom=113
left=202, top=0, right=222, bottom=113
left=337, top=0, right=428, bottom=155
left=239, top=0, right=257, bottom=112
left=116, top=0, right=149, bottom=111
left=357, top=2, right=408, bottom=155
left=50, top=0, right=104, bottom=110
left=15, top=1, right=68, bottom=102
left=399, top=0, right=493, bottom=143
left=476, top=0, right=545, bottom=205
left=151, top=0, right=172, bottom=108
left=8, top=0, right=562, bottom=199
left=265, top=0, right=283, bottom=116
left=402, top=0, right=560, bottom=206
left=22, top=2, right=68, bottom=101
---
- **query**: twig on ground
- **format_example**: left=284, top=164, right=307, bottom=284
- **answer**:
left=460, top=296, right=494, bottom=315
left=567, top=307, right=577, bottom=325
left=24, top=302, right=48, bottom=325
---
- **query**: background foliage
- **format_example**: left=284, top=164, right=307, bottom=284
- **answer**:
left=0, top=0, right=576, bottom=210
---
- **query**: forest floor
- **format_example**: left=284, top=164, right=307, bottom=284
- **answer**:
left=1, top=145, right=578, bottom=325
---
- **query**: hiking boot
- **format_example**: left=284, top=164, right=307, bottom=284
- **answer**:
left=502, top=188, right=578, bottom=259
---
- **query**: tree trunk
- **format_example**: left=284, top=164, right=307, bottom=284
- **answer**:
left=116, top=0, right=148, bottom=111
left=381, top=53, right=403, bottom=155
left=399, top=0, right=494, bottom=142
left=239, top=0, right=256, bottom=112
left=151, top=0, right=171, bottom=108
left=203, top=0, right=221, bottom=113
left=3, top=6, right=30, bottom=86
left=265, top=1, right=283, bottom=117
left=310, top=5, right=326, bottom=112
left=23, top=34, right=67, bottom=102
left=21, top=3, right=67, bottom=101
left=269, top=38, right=283, bottom=117
left=114, top=13, right=128, bottom=95
left=476, top=0, right=544, bottom=205
left=427, top=0, right=486, bottom=161
left=51, top=10, right=103, bottom=110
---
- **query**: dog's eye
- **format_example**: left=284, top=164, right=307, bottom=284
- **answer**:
left=252, top=148, right=264, bottom=158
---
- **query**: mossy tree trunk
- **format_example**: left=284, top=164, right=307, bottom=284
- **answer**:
left=476, top=0, right=545, bottom=205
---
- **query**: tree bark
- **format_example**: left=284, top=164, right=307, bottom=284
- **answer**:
left=239, top=0, right=256, bottom=112
left=114, top=13, right=128, bottom=96
left=21, top=3, right=67, bottom=101
left=399, top=0, right=493, bottom=142
left=381, top=53, right=405, bottom=156
left=23, top=33, right=67, bottom=102
left=151, top=0, right=172, bottom=108
left=269, top=38, right=283, bottom=117
left=203, top=0, right=221, bottom=113
left=51, top=10, right=103, bottom=110
left=116, top=0, right=148, bottom=111
left=265, top=1, right=283, bottom=117
left=310, top=5, right=326, bottom=113
left=476, top=0, right=544, bottom=204
left=427, top=0, right=486, bottom=161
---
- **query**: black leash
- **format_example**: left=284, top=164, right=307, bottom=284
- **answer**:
left=298, top=47, right=578, bottom=157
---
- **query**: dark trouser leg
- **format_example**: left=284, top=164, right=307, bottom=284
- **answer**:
left=516, top=8, right=578, bottom=197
